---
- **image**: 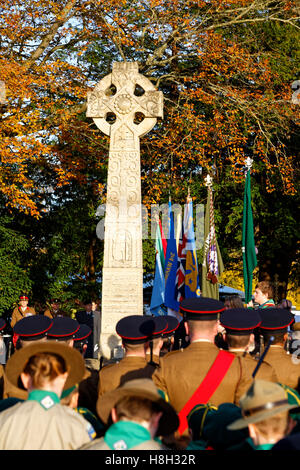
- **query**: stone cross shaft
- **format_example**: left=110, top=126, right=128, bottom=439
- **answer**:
left=87, top=62, right=163, bottom=359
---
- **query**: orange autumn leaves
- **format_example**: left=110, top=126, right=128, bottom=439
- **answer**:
left=0, top=0, right=299, bottom=217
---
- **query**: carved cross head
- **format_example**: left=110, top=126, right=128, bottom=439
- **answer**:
left=87, top=62, right=163, bottom=139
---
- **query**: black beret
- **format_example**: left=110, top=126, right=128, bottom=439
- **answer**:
left=259, top=308, right=294, bottom=333
left=220, top=308, right=261, bottom=335
left=0, top=318, right=6, bottom=332
left=47, top=317, right=80, bottom=341
left=14, top=315, right=53, bottom=341
left=161, top=316, right=180, bottom=338
left=116, top=315, right=156, bottom=344
left=180, top=297, right=225, bottom=320
left=73, top=324, right=92, bottom=341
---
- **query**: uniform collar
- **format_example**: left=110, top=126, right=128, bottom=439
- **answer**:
left=27, top=390, right=60, bottom=410
left=104, top=421, right=151, bottom=450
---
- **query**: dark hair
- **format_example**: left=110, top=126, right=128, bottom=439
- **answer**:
left=277, top=299, right=292, bottom=312
left=224, top=295, right=244, bottom=309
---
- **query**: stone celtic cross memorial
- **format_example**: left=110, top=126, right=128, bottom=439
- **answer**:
left=87, top=62, right=163, bottom=359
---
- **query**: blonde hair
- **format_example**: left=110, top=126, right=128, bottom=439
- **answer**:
left=252, top=411, right=290, bottom=439
left=255, top=281, right=274, bottom=299
left=23, top=352, right=69, bottom=389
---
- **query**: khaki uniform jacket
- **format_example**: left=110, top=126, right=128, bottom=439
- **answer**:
left=44, top=308, right=66, bottom=319
left=0, top=400, right=94, bottom=450
left=11, top=306, right=36, bottom=328
left=79, top=436, right=164, bottom=450
left=98, top=356, right=157, bottom=398
left=262, top=346, right=300, bottom=390
left=152, top=342, right=253, bottom=414
left=231, top=350, right=278, bottom=382
left=2, top=371, right=28, bottom=400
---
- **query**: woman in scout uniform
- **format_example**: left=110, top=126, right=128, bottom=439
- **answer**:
left=10, top=294, right=36, bottom=328
left=0, top=341, right=96, bottom=450
left=80, top=378, right=179, bottom=450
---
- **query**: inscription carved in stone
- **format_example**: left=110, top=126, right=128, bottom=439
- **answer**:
left=87, top=62, right=163, bottom=359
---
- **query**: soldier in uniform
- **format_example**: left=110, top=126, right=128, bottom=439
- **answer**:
left=220, top=308, right=278, bottom=382
left=259, top=308, right=299, bottom=390
left=46, top=317, right=98, bottom=417
left=81, top=378, right=179, bottom=450
left=1, top=315, right=53, bottom=401
left=0, top=341, right=96, bottom=449
left=152, top=298, right=253, bottom=437
left=44, top=298, right=66, bottom=319
left=46, top=316, right=80, bottom=346
left=10, top=294, right=36, bottom=328
left=160, top=316, right=180, bottom=357
left=98, top=315, right=157, bottom=398
left=145, top=316, right=168, bottom=365
left=76, top=299, right=101, bottom=363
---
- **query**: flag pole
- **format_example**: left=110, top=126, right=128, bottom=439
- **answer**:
left=242, top=157, right=257, bottom=306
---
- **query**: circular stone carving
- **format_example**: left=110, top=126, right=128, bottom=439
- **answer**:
left=114, top=93, right=133, bottom=115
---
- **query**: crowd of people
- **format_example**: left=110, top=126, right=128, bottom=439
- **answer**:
left=0, top=280, right=299, bottom=451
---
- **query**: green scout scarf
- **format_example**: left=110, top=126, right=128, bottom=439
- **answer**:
left=247, top=437, right=274, bottom=451
left=27, top=390, right=60, bottom=410
left=104, top=421, right=152, bottom=450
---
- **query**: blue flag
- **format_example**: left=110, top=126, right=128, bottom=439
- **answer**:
left=150, top=221, right=167, bottom=316
left=164, top=201, right=180, bottom=312
left=184, top=199, right=201, bottom=298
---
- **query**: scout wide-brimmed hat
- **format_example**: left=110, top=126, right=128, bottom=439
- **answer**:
left=97, top=378, right=179, bottom=436
left=228, top=380, right=298, bottom=430
left=5, top=340, right=86, bottom=391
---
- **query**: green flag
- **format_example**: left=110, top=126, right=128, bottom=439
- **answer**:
left=202, top=187, right=224, bottom=300
left=242, top=170, right=257, bottom=303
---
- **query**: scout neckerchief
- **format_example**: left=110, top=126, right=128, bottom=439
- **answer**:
left=27, top=390, right=60, bottom=410
left=104, top=421, right=152, bottom=450
left=178, top=349, right=235, bottom=435
left=246, top=437, right=274, bottom=450
left=258, top=300, right=275, bottom=309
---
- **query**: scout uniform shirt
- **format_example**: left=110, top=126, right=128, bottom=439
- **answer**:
left=0, top=389, right=96, bottom=450
left=11, top=306, right=36, bottom=328
left=80, top=421, right=164, bottom=450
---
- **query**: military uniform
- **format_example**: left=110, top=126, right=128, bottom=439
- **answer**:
left=11, top=306, right=36, bottom=328
left=99, top=356, right=157, bottom=397
left=220, top=308, right=278, bottom=383
left=98, top=315, right=158, bottom=398
left=152, top=341, right=252, bottom=411
left=259, top=308, right=299, bottom=390
left=152, top=299, right=253, bottom=437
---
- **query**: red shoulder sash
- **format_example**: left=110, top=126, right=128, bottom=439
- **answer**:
left=178, top=350, right=235, bottom=435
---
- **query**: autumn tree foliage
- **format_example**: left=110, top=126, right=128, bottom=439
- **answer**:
left=0, top=0, right=299, bottom=306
